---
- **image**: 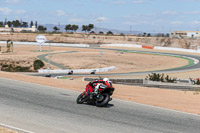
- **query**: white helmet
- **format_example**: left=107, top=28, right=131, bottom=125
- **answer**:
left=104, top=78, right=112, bottom=87
left=103, top=78, right=109, bottom=82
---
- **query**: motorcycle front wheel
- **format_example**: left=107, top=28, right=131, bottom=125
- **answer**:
left=76, top=93, right=85, bottom=104
left=96, top=93, right=110, bottom=107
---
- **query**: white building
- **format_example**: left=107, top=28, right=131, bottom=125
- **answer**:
left=0, top=25, right=37, bottom=33
left=170, top=31, right=200, bottom=38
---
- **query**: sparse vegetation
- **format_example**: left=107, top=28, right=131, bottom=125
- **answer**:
left=37, top=25, right=47, bottom=32
left=1, top=64, right=31, bottom=72
left=53, top=26, right=60, bottom=32
left=146, top=73, right=177, bottom=83
left=107, top=31, right=113, bottom=35
left=82, top=24, right=94, bottom=33
left=33, top=59, right=44, bottom=70
left=193, top=88, right=200, bottom=95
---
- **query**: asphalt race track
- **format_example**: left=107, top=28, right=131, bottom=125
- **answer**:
left=32, top=48, right=200, bottom=77
left=0, top=77, right=200, bottom=133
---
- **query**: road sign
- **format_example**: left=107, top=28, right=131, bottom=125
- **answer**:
left=36, top=35, right=46, bottom=43
left=36, top=35, right=46, bottom=52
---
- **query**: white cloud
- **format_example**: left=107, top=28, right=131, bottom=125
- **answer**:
left=96, top=17, right=108, bottom=21
left=132, top=0, right=145, bottom=4
left=56, top=10, right=67, bottom=16
left=191, top=21, right=200, bottom=25
left=123, top=21, right=138, bottom=25
left=183, top=0, right=200, bottom=1
left=68, top=18, right=83, bottom=23
left=123, top=20, right=148, bottom=25
left=15, top=9, right=26, bottom=14
left=162, top=11, right=177, bottom=15
left=4, top=0, right=21, bottom=4
left=0, top=7, right=12, bottom=14
left=0, top=7, right=26, bottom=15
left=183, top=11, right=200, bottom=15
left=170, top=21, right=184, bottom=25
left=111, top=0, right=126, bottom=4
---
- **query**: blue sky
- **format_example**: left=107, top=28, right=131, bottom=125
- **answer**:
left=1, top=0, right=200, bottom=33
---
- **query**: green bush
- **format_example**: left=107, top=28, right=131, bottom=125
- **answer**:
left=33, top=59, right=44, bottom=70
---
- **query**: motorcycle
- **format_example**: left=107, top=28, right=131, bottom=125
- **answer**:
left=76, top=82, right=115, bottom=107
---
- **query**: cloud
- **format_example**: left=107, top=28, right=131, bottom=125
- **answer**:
left=68, top=18, right=83, bottom=23
left=15, top=9, right=26, bottom=14
left=96, top=17, right=108, bottom=21
left=132, top=0, right=145, bottom=4
left=111, top=0, right=126, bottom=4
left=183, top=11, right=200, bottom=15
left=183, top=0, right=200, bottom=1
left=161, top=10, right=200, bottom=16
left=123, top=20, right=148, bottom=25
left=0, top=7, right=12, bottom=14
left=191, top=21, right=200, bottom=25
left=162, top=11, right=177, bottom=15
left=0, top=7, right=26, bottom=15
left=4, top=0, right=21, bottom=4
left=123, top=21, right=138, bottom=25
left=56, top=10, right=67, bottom=16
left=170, top=21, right=184, bottom=25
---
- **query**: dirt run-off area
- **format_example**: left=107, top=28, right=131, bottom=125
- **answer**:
left=0, top=44, right=200, bottom=116
left=0, top=44, right=189, bottom=73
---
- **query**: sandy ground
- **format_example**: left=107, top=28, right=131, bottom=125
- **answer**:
left=0, top=45, right=200, bottom=116
left=0, top=45, right=189, bottom=73
left=50, top=50, right=188, bottom=73
left=0, top=127, right=20, bottom=133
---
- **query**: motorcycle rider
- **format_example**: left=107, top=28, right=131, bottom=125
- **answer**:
left=89, top=78, right=112, bottom=94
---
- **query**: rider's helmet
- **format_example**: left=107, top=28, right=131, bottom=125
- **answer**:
left=103, top=78, right=109, bottom=82
left=103, top=78, right=112, bottom=87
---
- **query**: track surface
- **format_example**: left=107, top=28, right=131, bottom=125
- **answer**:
left=33, top=48, right=200, bottom=77
left=0, top=77, right=200, bottom=133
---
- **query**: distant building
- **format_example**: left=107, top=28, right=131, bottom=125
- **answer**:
left=0, top=25, right=12, bottom=32
left=0, top=25, right=37, bottom=33
left=170, top=31, right=200, bottom=38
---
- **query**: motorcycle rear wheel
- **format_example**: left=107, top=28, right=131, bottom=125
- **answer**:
left=96, top=93, right=110, bottom=107
left=76, top=94, right=85, bottom=104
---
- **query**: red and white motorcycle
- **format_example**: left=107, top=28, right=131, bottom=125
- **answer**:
left=76, top=81, right=115, bottom=107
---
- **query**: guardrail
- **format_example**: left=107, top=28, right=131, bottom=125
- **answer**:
left=0, top=41, right=90, bottom=47
left=83, top=78, right=143, bottom=85
left=83, top=78, right=200, bottom=90
left=101, top=44, right=200, bottom=53
left=38, top=66, right=116, bottom=73
left=0, top=41, right=199, bottom=53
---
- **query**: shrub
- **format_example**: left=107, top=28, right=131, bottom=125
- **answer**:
left=1, top=64, right=31, bottom=72
left=146, top=73, right=176, bottom=83
left=33, top=59, right=44, bottom=70
left=107, top=31, right=113, bottom=35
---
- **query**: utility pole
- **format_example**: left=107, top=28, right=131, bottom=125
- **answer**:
left=130, top=26, right=132, bottom=35
left=58, top=22, right=60, bottom=32
left=97, top=18, right=103, bottom=33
